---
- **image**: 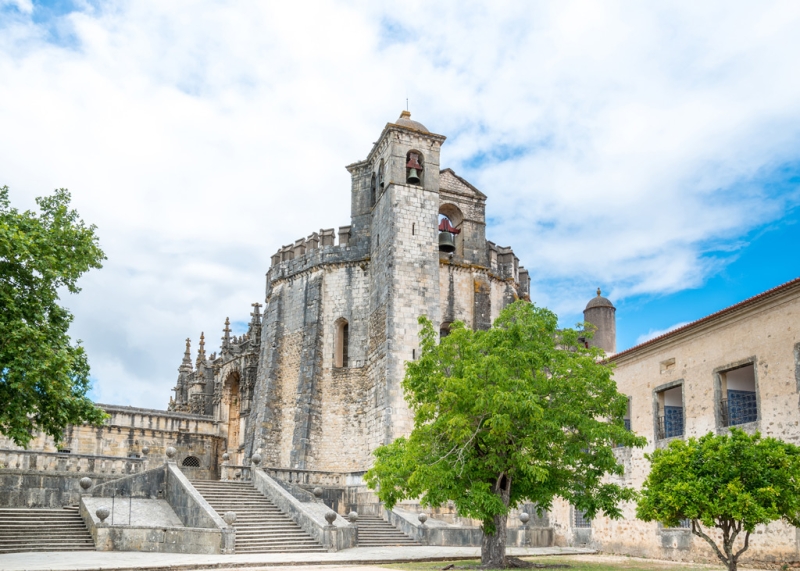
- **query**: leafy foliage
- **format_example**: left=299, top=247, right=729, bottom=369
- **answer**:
left=637, top=429, right=800, bottom=571
left=0, top=186, right=107, bottom=447
left=365, top=301, right=644, bottom=565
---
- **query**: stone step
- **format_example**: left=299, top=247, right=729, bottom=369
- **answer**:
left=0, top=508, right=94, bottom=553
left=189, top=479, right=324, bottom=553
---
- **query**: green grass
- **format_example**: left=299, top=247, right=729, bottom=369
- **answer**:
left=380, top=556, right=718, bottom=571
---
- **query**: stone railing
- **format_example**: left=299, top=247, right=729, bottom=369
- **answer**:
left=0, top=449, right=146, bottom=475
left=220, top=464, right=251, bottom=481
left=263, top=466, right=350, bottom=487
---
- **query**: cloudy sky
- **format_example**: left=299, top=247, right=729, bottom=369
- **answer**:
left=2, top=0, right=799, bottom=409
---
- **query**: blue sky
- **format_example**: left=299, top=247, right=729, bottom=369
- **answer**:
left=2, top=1, right=800, bottom=407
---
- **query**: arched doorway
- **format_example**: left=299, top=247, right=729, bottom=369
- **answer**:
left=222, top=372, right=242, bottom=464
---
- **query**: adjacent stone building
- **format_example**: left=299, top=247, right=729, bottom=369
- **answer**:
left=550, top=277, right=800, bottom=565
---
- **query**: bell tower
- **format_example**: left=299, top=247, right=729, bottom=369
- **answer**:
left=348, top=111, right=447, bottom=444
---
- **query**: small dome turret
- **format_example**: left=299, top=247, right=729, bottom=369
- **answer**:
left=585, top=287, right=615, bottom=310
left=583, top=288, right=616, bottom=354
left=392, top=110, right=429, bottom=133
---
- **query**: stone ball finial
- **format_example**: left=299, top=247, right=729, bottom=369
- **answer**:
left=222, top=452, right=230, bottom=462
left=165, top=446, right=177, bottom=460
left=418, top=512, right=428, bottom=524
left=519, top=512, right=530, bottom=524
left=313, top=487, right=323, bottom=498
left=79, top=477, right=93, bottom=491
left=96, top=506, right=110, bottom=523
left=347, top=511, right=358, bottom=524
left=324, top=511, right=337, bottom=525
left=251, top=453, right=262, bottom=466
left=223, top=511, right=237, bottom=526
left=141, top=446, right=149, bottom=456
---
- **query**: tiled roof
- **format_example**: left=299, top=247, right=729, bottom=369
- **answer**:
left=611, top=276, right=800, bottom=361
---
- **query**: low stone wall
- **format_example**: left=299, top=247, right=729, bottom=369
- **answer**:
left=0, top=470, right=119, bottom=508
left=386, top=507, right=554, bottom=548
left=81, top=463, right=233, bottom=554
left=81, top=496, right=225, bottom=554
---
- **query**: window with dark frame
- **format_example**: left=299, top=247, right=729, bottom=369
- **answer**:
left=719, top=363, right=757, bottom=427
left=656, top=385, right=684, bottom=439
left=573, top=507, right=591, bottom=528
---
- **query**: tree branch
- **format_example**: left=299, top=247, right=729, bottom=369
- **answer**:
left=734, top=530, right=751, bottom=560
left=692, top=519, right=728, bottom=566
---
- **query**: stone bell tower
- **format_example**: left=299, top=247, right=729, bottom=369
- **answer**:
left=347, top=111, right=447, bottom=444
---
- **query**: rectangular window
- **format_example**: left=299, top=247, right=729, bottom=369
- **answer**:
left=615, top=397, right=631, bottom=448
left=719, top=363, right=757, bottom=426
left=656, top=385, right=684, bottom=439
left=573, top=507, right=591, bottom=528
left=624, top=396, right=631, bottom=431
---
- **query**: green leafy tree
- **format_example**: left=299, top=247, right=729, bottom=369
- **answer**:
left=0, top=186, right=107, bottom=447
left=365, top=301, right=645, bottom=567
left=637, top=429, right=800, bottom=571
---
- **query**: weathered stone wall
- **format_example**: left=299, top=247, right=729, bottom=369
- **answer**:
left=551, top=282, right=800, bottom=566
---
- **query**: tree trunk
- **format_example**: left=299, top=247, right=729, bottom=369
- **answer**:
left=481, top=512, right=508, bottom=567
left=481, top=473, right=511, bottom=567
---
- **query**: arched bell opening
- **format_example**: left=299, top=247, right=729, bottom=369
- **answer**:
left=370, top=173, right=376, bottom=207
left=406, top=151, right=424, bottom=186
left=377, top=159, right=385, bottom=192
left=438, top=203, right=464, bottom=255
left=334, top=318, right=349, bottom=368
left=221, top=371, right=242, bottom=464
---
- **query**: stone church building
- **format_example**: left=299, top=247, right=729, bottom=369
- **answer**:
left=168, top=110, right=532, bottom=472
left=2, top=112, right=800, bottom=565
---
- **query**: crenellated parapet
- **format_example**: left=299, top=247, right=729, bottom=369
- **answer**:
left=266, top=225, right=370, bottom=294
left=484, top=241, right=529, bottom=297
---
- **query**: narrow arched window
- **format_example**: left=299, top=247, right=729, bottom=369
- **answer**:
left=378, top=160, right=385, bottom=191
left=370, top=173, right=376, bottom=207
left=335, top=319, right=349, bottom=368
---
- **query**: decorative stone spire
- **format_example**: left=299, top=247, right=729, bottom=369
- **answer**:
left=250, top=302, right=262, bottom=326
left=597, top=287, right=602, bottom=297
left=179, top=338, right=193, bottom=372
left=222, top=317, right=231, bottom=350
left=196, top=332, right=206, bottom=367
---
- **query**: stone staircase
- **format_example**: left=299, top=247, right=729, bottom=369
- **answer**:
left=190, top=480, right=324, bottom=553
left=0, top=507, right=95, bottom=553
left=356, top=515, right=420, bottom=546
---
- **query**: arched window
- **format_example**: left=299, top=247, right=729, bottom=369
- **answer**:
left=370, top=173, right=376, bottom=207
left=440, top=322, right=452, bottom=339
left=438, top=204, right=464, bottom=255
left=335, top=319, right=349, bottom=368
left=182, top=456, right=201, bottom=467
left=378, top=160, right=385, bottom=192
left=406, top=151, right=424, bottom=185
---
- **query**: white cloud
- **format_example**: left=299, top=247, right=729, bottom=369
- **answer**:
left=636, top=322, right=692, bottom=346
left=1, top=1, right=799, bottom=407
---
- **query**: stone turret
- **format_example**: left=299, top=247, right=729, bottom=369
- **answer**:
left=584, top=288, right=616, bottom=355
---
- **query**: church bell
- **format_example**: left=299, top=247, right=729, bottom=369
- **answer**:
left=406, top=152, right=423, bottom=185
left=438, top=231, right=456, bottom=253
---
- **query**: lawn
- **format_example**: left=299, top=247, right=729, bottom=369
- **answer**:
left=381, top=555, right=720, bottom=571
